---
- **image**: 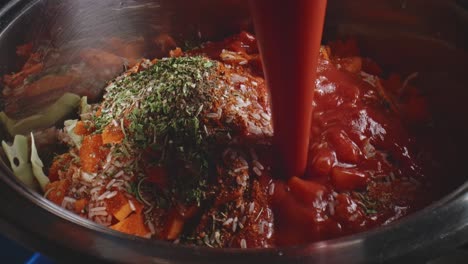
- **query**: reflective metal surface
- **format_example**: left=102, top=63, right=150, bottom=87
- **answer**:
left=0, top=0, right=467, bottom=263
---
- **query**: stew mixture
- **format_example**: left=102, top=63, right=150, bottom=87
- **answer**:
left=1, top=32, right=440, bottom=248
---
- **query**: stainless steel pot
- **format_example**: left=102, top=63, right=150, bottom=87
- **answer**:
left=0, top=0, right=468, bottom=263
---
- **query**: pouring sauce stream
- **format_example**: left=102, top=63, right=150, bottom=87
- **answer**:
left=249, top=0, right=328, bottom=178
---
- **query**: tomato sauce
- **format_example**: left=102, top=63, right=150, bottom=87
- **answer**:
left=191, top=31, right=437, bottom=246
left=249, top=0, right=328, bottom=179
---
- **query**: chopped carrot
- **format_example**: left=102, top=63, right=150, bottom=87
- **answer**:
left=74, top=121, right=93, bottom=136
left=106, top=191, right=140, bottom=221
left=162, top=209, right=185, bottom=240
left=110, top=212, right=149, bottom=237
left=102, top=122, right=125, bottom=144
left=74, top=199, right=88, bottom=214
left=80, top=134, right=106, bottom=173
left=45, top=180, right=70, bottom=205
left=48, top=153, right=73, bottom=182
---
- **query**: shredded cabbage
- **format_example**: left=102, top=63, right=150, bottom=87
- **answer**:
left=1, top=135, right=37, bottom=190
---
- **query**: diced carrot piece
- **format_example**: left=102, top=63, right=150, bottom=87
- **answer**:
left=110, top=212, right=149, bottom=238
left=106, top=191, right=138, bottom=221
left=102, top=122, right=125, bottom=144
left=48, top=153, right=73, bottom=182
left=74, top=199, right=88, bottom=214
left=80, top=134, right=106, bottom=173
left=162, top=209, right=185, bottom=240
left=288, top=177, right=327, bottom=205
left=45, top=180, right=70, bottom=205
left=331, top=167, right=369, bottom=192
left=74, top=121, right=93, bottom=136
left=145, top=165, right=168, bottom=189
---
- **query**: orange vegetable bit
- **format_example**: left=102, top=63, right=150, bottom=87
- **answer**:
left=162, top=209, right=185, bottom=240
left=48, top=153, right=73, bottom=182
left=74, top=121, right=94, bottom=136
left=102, top=122, right=125, bottom=144
left=74, top=199, right=88, bottom=214
left=106, top=191, right=140, bottom=221
left=110, top=212, right=150, bottom=238
left=45, top=180, right=71, bottom=205
left=80, top=134, right=107, bottom=173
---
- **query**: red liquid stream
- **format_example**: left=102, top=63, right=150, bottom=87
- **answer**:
left=249, top=0, right=328, bottom=178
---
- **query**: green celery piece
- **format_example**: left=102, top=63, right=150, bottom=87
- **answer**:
left=0, top=93, right=81, bottom=136
left=30, top=133, right=50, bottom=191
left=1, top=135, right=38, bottom=190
